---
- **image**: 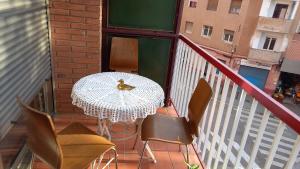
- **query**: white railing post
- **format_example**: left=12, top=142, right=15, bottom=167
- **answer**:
left=285, top=136, right=300, bottom=169
left=222, top=90, right=247, bottom=169
left=246, top=109, right=271, bottom=169
left=234, top=100, right=258, bottom=169
left=264, top=122, right=286, bottom=169
left=207, top=77, right=230, bottom=167
left=170, top=38, right=300, bottom=169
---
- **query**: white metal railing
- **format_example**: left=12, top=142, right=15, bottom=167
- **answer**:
left=170, top=36, right=300, bottom=169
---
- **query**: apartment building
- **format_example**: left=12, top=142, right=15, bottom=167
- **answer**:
left=181, top=0, right=300, bottom=94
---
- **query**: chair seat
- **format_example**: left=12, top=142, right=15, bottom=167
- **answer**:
left=141, top=114, right=193, bottom=145
left=58, top=122, right=96, bottom=135
left=57, top=123, right=115, bottom=169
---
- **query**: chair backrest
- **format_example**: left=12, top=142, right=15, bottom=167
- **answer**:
left=188, top=79, right=212, bottom=137
left=110, top=37, right=138, bottom=72
left=17, top=98, right=62, bottom=169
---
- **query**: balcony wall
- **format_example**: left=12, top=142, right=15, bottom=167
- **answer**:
left=49, top=0, right=102, bottom=114
left=257, top=16, right=292, bottom=33
left=248, top=47, right=282, bottom=64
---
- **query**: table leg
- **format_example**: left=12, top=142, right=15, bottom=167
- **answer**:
left=97, top=119, right=111, bottom=140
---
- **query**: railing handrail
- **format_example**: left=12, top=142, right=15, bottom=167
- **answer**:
left=178, top=34, right=300, bottom=134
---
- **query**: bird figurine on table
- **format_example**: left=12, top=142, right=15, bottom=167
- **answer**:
left=117, top=79, right=135, bottom=91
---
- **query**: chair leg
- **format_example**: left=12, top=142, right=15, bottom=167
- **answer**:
left=132, top=125, right=139, bottom=150
left=29, top=153, right=35, bottom=169
left=138, top=141, right=148, bottom=169
left=185, top=145, right=189, bottom=169
left=113, top=148, right=118, bottom=169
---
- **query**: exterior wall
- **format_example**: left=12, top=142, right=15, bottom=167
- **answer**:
left=264, top=65, right=281, bottom=94
left=180, top=0, right=262, bottom=59
left=49, top=0, right=102, bottom=113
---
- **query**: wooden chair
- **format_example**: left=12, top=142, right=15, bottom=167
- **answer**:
left=138, top=79, right=212, bottom=168
left=110, top=37, right=138, bottom=73
left=17, top=98, right=118, bottom=169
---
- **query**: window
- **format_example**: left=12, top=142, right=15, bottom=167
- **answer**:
left=272, top=4, right=288, bottom=19
left=263, top=37, right=276, bottom=50
left=207, top=0, right=219, bottom=11
left=223, top=30, right=234, bottom=43
left=202, top=25, right=213, bottom=37
left=189, top=0, right=197, bottom=8
left=185, top=21, right=193, bottom=34
left=229, top=0, right=242, bottom=14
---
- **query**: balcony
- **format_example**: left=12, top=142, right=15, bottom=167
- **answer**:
left=257, top=16, right=292, bottom=33
left=1, top=1, right=300, bottom=169
left=248, top=47, right=282, bottom=64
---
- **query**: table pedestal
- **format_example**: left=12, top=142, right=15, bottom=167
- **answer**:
left=96, top=119, right=157, bottom=163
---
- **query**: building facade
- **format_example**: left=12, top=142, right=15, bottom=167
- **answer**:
left=180, top=0, right=300, bottom=94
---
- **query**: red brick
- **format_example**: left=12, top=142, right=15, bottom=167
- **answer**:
left=70, top=52, right=86, bottom=57
left=58, top=63, right=87, bottom=69
left=86, top=18, right=100, bottom=24
left=58, top=83, right=73, bottom=89
left=70, top=0, right=100, bottom=5
left=53, top=57, right=72, bottom=63
left=52, top=33, right=71, bottom=40
left=87, top=41, right=99, bottom=48
left=86, top=36, right=98, bottom=42
left=71, top=35, right=86, bottom=41
left=86, top=6, right=100, bottom=12
left=71, top=23, right=98, bottom=30
left=55, top=40, right=71, bottom=46
left=87, top=47, right=100, bottom=54
left=70, top=41, right=86, bottom=47
left=51, top=21, right=70, bottom=28
left=70, top=11, right=98, bottom=18
left=52, top=2, right=85, bottom=11
left=54, top=46, right=71, bottom=52
left=54, top=15, right=84, bottom=23
left=87, top=31, right=99, bottom=36
left=57, top=51, right=71, bottom=57
left=72, top=58, right=98, bottom=64
left=55, top=28, right=86, bottom=35
left=72, top=68, right=87, bottom=73
left=71, top=46, right=86, bottom=52
left=55, top=67, right=73, bottom=73
left=50, top=9, right=69, bottom=15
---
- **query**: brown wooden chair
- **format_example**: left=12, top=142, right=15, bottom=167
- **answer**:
left=110, top=37, right=138, bottom=73
left=138, top=79, right=212, bottom=168
left=17, top=98, right=118, bottom=169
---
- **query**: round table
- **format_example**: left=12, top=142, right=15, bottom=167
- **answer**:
left=71, top=72, right=165, bottom=140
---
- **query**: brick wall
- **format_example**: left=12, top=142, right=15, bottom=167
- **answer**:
left=49, top=0, right=101, bottom=113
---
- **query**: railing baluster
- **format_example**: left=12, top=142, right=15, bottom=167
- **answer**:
left=179, top=46, right=192, bottom=116
left=182, top=50, right=196, bottom=117
left=201, top=68, right=222, bottom=161
left=246, top=109, right=271, bottom=169
left=177, top=44, right=189, bottom=115
left=200, top=60, right=206, bottom=79
left=222, top=90, right=247, bottom=169
left=171, top=40, right=183, bottom=101
left=285, top=136, right=300, bottom=169
left=172, top=41, right=183, bottom=110
left=213, top=83, right=238, bottom=169
left=207, top=77, right=230, bottom=167
left=264, top=122, right=286, bottom=169
left=234, top=99, right=258, bottom=169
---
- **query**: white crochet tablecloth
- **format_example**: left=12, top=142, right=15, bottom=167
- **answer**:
left=71, top=72, right=165, bottom=122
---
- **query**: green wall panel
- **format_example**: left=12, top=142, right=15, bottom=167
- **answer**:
left=138, top=38, right=171, bottom=89
left=108, top=0, right=177, bottom=31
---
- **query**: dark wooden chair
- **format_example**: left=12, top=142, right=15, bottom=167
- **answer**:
left=110, top=37, right=138, bottom=73
left=138, top=79, right=212, bottom=168
left=17, top=98, right=118, bottom=169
